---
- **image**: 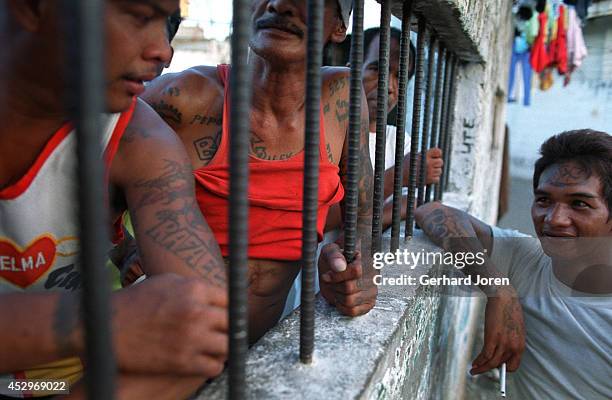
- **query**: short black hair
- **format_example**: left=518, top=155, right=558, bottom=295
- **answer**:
left=167, top=9, right=182, bottom=42
left=363, top=27, right=416, bottom=80
left=533, top=129, right=612, bottom=215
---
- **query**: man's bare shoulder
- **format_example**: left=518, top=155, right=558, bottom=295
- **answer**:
left=142, top=66, right=224, bottom=129
left=110, top=98, right=192, bottom=188
left=322, top=66, right=351, bottom=100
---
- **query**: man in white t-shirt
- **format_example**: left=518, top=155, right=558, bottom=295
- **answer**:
left=416, top=129, right=612, bottom=399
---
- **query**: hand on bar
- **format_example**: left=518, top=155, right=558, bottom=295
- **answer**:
left=318, top=242, right=378, bottom=317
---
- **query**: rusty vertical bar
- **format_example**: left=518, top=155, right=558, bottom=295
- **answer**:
left=404, top=17, right=426, bottom=239
left=371, top=0, right=392, bottom=254
left=425, top=42, right=445, bottom=203
left=343, top=0, right=364, bottom=262
left=390, top=0, right=414, bottom=251
left=228, top=0, right=252, bottom=396
left=434, top=50, right=452, bottom=201
left=300, top=0, right=324, bottom=365
left=64, top=0, right=115, bottom=398
left=417, top=33, right=436, bottom=207
left=442, top=56, right=459, bottom=191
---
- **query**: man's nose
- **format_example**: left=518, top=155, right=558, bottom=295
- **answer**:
left=143, top=30, right=173, bottom=68
left=544, top=204, right=572, bottom=227
left=266, top=0, right=299, bottom=16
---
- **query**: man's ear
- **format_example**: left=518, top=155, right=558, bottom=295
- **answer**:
left=329, top=20, right=347, bottom=44
left=7, top=0, right=47, bottom=32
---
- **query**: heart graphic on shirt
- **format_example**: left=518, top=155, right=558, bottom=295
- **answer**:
left=0, top=236, right=57, bottom=288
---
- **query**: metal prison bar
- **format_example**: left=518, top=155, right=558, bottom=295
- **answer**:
left=343, top=0, right=365, bottom=263
left=417, top=33, right=437, bottom=208
left=65, top=0, right=116, bottom=398
left=425, top=42, right=446, bottom=203
left=228, top=0, right=252, bottom=395
left=390, top=0, right=414, bottom=252
left=434, top=50, right=453, bottom=201
left=371, top=0, right=393, bottom=254
left=403, top=16, right=427, bottom=239
left=300, top=0, right=325, bottom=364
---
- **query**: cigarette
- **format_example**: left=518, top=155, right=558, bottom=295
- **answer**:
left=500, top=362, right=507, bottom=397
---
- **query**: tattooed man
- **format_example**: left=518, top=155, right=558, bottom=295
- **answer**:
left=326, top=27, right=443, bottom=232
left=416, top=130, right=612, bottom=399
left=143, top=0, right=377, bottom=342
left=0, top=1, right=228, bottom=399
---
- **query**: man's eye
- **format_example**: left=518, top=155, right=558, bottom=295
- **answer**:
left=130, top=10, right=154, bottom=25
left=572, top=200, right=591, bottom=209
left=535, top=197, right=549, bottom=205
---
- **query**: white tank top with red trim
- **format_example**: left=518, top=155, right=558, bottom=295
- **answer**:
left=0, top=105, right=132, bottom=397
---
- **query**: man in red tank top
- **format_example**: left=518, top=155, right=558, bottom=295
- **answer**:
left=142, top=0, right=378, bottom=342
left=0, top=1, right=228, bottom=398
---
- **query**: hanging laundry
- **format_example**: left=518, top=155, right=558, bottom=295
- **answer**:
left=563, top=0, right=592, bottom=21
left=540, top=68, right=555, bottom=91
left=530, top=11, right=550, bottom=73
left=508, top=35, right=533, bottom=106
left=567, top=6, right=588, bottom=69
left=549, top=5, right=568, bottom=74
left=525, top=12, right=540, bottom=45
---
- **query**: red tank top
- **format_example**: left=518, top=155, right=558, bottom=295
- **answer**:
left=194, top=65, right=344, bottom=261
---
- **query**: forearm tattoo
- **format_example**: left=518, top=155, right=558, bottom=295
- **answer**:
left=132, top=159, right=226, bottom=286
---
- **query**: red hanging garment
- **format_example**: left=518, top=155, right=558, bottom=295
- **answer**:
left=530, top=11, right=550, bottom=73
left=549, top=5, right=568, bottom=75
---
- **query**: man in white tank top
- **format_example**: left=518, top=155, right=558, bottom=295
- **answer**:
left=0, top=1, right=228, bottom=399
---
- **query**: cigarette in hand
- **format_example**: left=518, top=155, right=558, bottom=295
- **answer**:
left=500, top=362, right=507, bottom=398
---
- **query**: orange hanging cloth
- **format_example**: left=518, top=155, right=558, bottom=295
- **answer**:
left=550, top=5, right=568, bottom=75
left=530, top=11, right=550, bottom=73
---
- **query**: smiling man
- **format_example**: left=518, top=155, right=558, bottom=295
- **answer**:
left=416, top=130, right=612, bottom=399
left=142, top=0, right=377, bottom=342
left=0, top=1, right=228, bottom=399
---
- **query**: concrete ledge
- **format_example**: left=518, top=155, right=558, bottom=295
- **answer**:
left=381, top=0, right=484, bottom=63
left=195, top=231, right=466, bottom=400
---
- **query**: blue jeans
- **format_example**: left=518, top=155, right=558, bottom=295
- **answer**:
left=508, top=50, right=532, bottom=106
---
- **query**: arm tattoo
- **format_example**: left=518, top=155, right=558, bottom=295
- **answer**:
left=190, top=114, right=222, bottom=126
left=53, top=292, right=81, bottom=358
left=150, top=100, right=183, bottom=125
left=121, top=125, right=151, bottom=144
left=326, top=143, right=334, bottom=163
left=329, top=76, right=348, bottom=97
left=335, top=99, right=349, bottom=123
left=357, top=116, right=374, bottom=218
left=194, top=130, right=221, bottom=162
left=162, top=86, right=181, bottom=97
left=132, top=159, right=226, bottom=286
left=420, top=205, right=506, bottom=294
